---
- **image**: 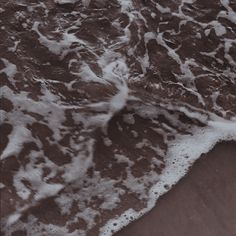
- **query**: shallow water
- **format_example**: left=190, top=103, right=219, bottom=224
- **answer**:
left=0, top=0, right=236, bottom=235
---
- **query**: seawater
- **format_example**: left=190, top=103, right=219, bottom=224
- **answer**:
left=0, top=0, right=236, bottom=235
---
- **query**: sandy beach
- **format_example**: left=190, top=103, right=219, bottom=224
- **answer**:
left=115, top=141, right=236, bottom=236
left=1, top=1, right=236, bottom=235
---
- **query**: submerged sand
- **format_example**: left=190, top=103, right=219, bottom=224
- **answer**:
left=1, top=0, right=236, bottom=235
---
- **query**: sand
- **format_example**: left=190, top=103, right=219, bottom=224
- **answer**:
left=115, top=141, right=236, bottom=236
left=1, top=1, right=236, bottom=235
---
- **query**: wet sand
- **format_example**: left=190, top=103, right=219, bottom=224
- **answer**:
left=115, top=141, right=236, bottom=236
left=1, top=1, right=236, bottom=235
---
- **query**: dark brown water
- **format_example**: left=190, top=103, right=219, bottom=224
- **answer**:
left=0, top=0, right=236, bottom=235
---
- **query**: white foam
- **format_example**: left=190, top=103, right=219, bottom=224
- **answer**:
left=100, top=120, right=236, bottom=236
left=72, top=52, right=130, bottom=129
left=1, top=126, right=31, bottom=160
left=117, top=0, right=134, bottom=12
left=2, top=0, right=236, bottom=235
left=55, top=194, right=73, bottom=215
left=13, top=174, right=31, bottom=200
left=32, top=22, right=85, bottom=58
left=114, top=154, right=134, bottom=167
left=218, top=0, right=236, bottom=24
left=155, top=3, right=171, bottom=14
left=103, top=137, right=113, bottom=147
left=54, top=0, right=79, bottom=4
left=7, top=213, right=22, bottom=227
left=62, top=139, right=94, bottom=182
left=0, top=58, right=17, bottom=78
left=210, top=21, right=226, bottom=36
left=8, top=40, right=20, bottom=52
left=224, top=39, right=236, bottom=67
left=76, top=62, right=108, bottom=84
left=0, top=182, right=5, bottom=189
left=34, top=183, right=64, bottom=201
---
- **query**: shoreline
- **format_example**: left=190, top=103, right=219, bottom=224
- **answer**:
left=114, top=141, right=236, bottom=236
